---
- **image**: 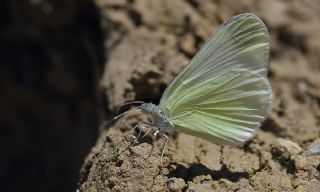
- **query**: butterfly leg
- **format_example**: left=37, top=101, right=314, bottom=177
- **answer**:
left=140, top=126, right=154, bottom=139
left=131, top=122, right=153, bottom=143
left=146, top=129, right=159, bottom=159
left=160, top=133, right=169, bottom=164
left=112, top=121, right=141, bottom=148
left=113, top=122, right=153, bottom=156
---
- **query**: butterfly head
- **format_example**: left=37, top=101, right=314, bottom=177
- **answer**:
left=141, top=102, right=165, bottom=116
left=140, top=102, right=157, bottom=115
left=141, top=102, right=173, bottom=128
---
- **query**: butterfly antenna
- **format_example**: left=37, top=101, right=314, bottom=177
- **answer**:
left=110, top=101, right=145, bottom=141
left=116, top=101, right=145, bottom=112
left=111, top=100, right=145, bottom=125
left=111, top=100, right=145, bottom=123
left=109, top=107, right=142, bottom=150
left=110, top=107, right=142, bottom=129
left=109, top=101, right=146, bottom=155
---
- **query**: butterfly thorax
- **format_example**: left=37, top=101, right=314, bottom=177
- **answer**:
left=140, top=102, right=173, bottom=132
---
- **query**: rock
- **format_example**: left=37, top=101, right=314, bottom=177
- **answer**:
left=293, top=155, right=308, bottom=170
left=179, top=33, right=196, bottom=56
left=168, top=178, right=186, bottom=192
left=303, top=140, right=320, bottom=156
left=222, top=146, right=260, bottom=174
left=250, top=171, right=293, bottom=191
left=271, top=138, right=302, bottom=158
left=78, top=0, right=320, bottom=191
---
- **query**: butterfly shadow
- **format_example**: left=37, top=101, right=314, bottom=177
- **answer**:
left=166, top=163, right=249, bottom=182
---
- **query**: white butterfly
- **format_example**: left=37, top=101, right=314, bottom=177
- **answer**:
left=115, top=13, right=272, bottom=162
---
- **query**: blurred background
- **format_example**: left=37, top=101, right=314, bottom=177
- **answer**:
left=0, top=0, right=104, bottom=191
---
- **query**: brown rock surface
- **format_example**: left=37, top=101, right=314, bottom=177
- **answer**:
left=78, top=0, right=320, bottom=191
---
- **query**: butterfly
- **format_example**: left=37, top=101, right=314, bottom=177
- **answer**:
left=114, top=13, right=272, bottom=163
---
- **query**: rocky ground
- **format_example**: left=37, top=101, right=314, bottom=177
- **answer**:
left=77, top=0, right=320, bottom=191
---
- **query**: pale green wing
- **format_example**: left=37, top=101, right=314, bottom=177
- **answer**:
left=159, top=13, right=271, bottom=146
left=171, top=69, right=271, bottom=146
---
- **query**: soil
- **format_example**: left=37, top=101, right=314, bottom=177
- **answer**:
left=78, top=0, right=320, bottom=191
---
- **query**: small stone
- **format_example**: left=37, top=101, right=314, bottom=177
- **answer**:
left=293, top=155, right=307, bottom=170
left=250, top=171, right=293, bottom=191
left=293, top=180, right=320, bottom=192
left=218, top=179, right=233, bottom=188
left=168, top=178, right=186, bottom=192
left=179, top=33, right=196, bottom=56
left=303, top=140, right=320, bottom=156
left=151, top=175, right=166, bottom=192
left=192, top=175, right=212, bottom=184
left=222, top=146, right=260, bottom=173
left=271, top=138, right=302, bottom=159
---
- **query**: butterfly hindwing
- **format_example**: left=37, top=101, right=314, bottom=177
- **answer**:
left=171, top=69, right=271, bottom=146
left=159, top=13, right=271, bottom=146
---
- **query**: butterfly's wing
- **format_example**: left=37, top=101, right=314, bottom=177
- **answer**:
left=159, top=13, right=272, bottom=146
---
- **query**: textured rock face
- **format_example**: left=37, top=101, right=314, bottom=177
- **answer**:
left=78, top=0, right=320, bottom=191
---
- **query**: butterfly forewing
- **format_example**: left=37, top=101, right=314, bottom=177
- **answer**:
left=159, top=13, right=272, bottom=146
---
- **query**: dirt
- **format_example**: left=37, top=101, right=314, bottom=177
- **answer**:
left=78, top=0, right=320, bottom=191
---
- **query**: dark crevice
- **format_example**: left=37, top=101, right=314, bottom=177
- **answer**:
left=128, top=9, right=143, bottom=26
left=0, top=1, right=105, bottom=192
left=185, top=0, right=199, bottom=9
left=277, top=25, right=308, bottom=53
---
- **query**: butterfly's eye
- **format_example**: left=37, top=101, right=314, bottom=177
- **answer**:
left=159, top=111, right=164, bottom=116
